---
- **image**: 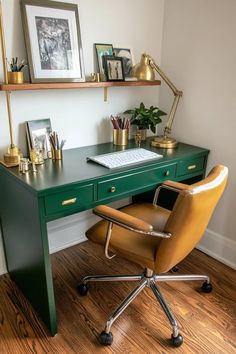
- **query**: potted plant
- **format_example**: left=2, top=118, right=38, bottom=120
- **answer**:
left=124, top=102, right=166, bottom=140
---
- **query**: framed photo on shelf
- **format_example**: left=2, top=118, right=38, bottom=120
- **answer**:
left=26, top=118, right=52, bottom=158
left=21, top=0, right=85, bottom=83
left=103, top=56, right=124, bottom=81
left=94, top=43, right=113, bottom=76
left=113, top=47, right=135, bottom=79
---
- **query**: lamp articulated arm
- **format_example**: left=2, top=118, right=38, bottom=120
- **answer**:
left=147, top=55, right=183, bottom=138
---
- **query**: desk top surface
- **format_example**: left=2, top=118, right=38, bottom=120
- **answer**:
left=0, top=138, right=209, bottom=195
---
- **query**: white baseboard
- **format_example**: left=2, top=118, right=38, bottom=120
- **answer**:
left=0, top=264, right=6, bottom=276
left=0, top=238, right=7, bottom=275
left=197, top=228, right=236, bottom=270
left=47, top=209, right=95, bottom=254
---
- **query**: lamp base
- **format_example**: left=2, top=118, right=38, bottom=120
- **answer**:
left=151, top=136, right=178, bottom=149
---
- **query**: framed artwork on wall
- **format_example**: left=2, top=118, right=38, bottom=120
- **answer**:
left=21, top=0, right=85, bottom=82
left=94, top=43, right=113, bottom=77
left=113, top=47, right=135, bottom=78
left=103, top=56, right=124, bottom=81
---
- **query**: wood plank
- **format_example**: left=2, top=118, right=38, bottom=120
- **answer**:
left=0, top=80, right=161, bottom=91
left=0, top=242, right=235, bottom=353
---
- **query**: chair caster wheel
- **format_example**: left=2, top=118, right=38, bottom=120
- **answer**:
left=171, top=333, right=183, bottom=347
left=201, top=281, right=213, bottom=293
left=99, top=330, right=113, bottom=345
left=171, top=266, right=179, bottom=273
left=77, top=283, right=88, bottom=296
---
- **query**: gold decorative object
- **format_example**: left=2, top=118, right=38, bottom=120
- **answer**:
left=90, top=73, right=96, bottom=81
left=30, top=149, right=44, bottom=165
left=134, top=131, right=142, bottom=147
left=132, top=53, right=183, bottom=149
left=7, top=71, right=24, bottom=84
left=90, top=72, right=101, bottom=83
left=96, top=73, right=101, bottom=82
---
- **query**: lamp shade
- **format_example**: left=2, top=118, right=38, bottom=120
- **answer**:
left=132, top=53, right=155, bottom=81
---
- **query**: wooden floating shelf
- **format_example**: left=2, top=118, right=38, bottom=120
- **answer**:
left=0, top=80, right=161, bottom=92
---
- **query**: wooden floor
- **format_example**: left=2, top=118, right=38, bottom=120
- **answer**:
left=0, top=241, right=235, bottom=354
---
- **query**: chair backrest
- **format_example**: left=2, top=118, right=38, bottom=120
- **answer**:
left=155, top=165, right=228, bottom=274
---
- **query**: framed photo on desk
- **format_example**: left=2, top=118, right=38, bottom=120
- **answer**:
left=25, top=118, right=52, bottom=158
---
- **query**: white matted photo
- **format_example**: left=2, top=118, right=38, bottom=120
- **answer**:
left=21, top=0, right=85, bottom=82
left=113, top=47, right=135, bottom=78
left=103, top=56, right=124, bottom=81
left=26, top=118, right=52, bottom=158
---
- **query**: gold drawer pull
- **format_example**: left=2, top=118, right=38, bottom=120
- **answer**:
left=165, top=170, right=170, bottom=176
left=62, top=197, right=77, bottom=206
left=188, top=164, right=196, bottom=170
left=110, top=186, right=116, bottom=193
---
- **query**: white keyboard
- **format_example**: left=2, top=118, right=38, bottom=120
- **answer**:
left=87, top=148, right=163, bottom=169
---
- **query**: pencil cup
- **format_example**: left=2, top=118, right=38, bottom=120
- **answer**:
left=52, top=149, right=62, bottom=160
left=113, top=129, right=129, bottom=146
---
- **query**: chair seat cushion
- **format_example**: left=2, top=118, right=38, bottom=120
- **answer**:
left=86, top=203, right=170, bottom=270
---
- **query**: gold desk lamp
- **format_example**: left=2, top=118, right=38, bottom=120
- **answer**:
left=0, top=0, right=21, bottom=166
left=132, top=53, right=183, bottom=148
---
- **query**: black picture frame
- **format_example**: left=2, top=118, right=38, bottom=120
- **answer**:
left=103, top=56, right=124, bottom=81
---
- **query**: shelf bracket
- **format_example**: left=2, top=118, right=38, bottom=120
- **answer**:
left=104, top=87, right=108, bottom=102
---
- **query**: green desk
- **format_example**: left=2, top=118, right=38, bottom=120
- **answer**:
left=0, top=138, right=209, bottom=335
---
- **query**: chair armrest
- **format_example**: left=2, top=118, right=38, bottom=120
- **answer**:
left=94, top=205, right=153, bottom=232
left=93, top=205, right=171, bottom=239
left=153, top=180, right=191, bottom=205
left=162, top=180, right=191, bottom=191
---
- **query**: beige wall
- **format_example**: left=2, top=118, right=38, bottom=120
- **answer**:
left=160, top=0, right=236, bottom=267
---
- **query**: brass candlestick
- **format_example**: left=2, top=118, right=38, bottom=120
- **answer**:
left=0, top=0, right=21, bottom=167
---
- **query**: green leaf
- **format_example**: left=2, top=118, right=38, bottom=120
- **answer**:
left=157, top=109, right=167, bottom=116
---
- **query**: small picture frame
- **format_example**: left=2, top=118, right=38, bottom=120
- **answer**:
left=21, top=0, right=85, bottom=83
left=103, top=56, right=124, bottom=81
left=94, top=43, right=113, bottom=76
left=26, top=118, right=52, bottom=158
left=113, top=47, right=135, bottom=78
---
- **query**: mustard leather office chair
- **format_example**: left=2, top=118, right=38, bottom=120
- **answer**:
left=78, top=165, right=228, bottom=347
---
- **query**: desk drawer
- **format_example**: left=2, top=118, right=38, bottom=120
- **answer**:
left=44, top=184, right=94, bottom=215
left=98, top=163, right=176, bottom=200
left=176, top=157, right=205, bottom=177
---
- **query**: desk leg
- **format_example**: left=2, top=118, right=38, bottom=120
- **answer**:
left=0, top=173, right=57, bottom=335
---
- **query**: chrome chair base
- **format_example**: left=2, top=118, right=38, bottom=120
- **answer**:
left=78, top=269, right=212, bottom=346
